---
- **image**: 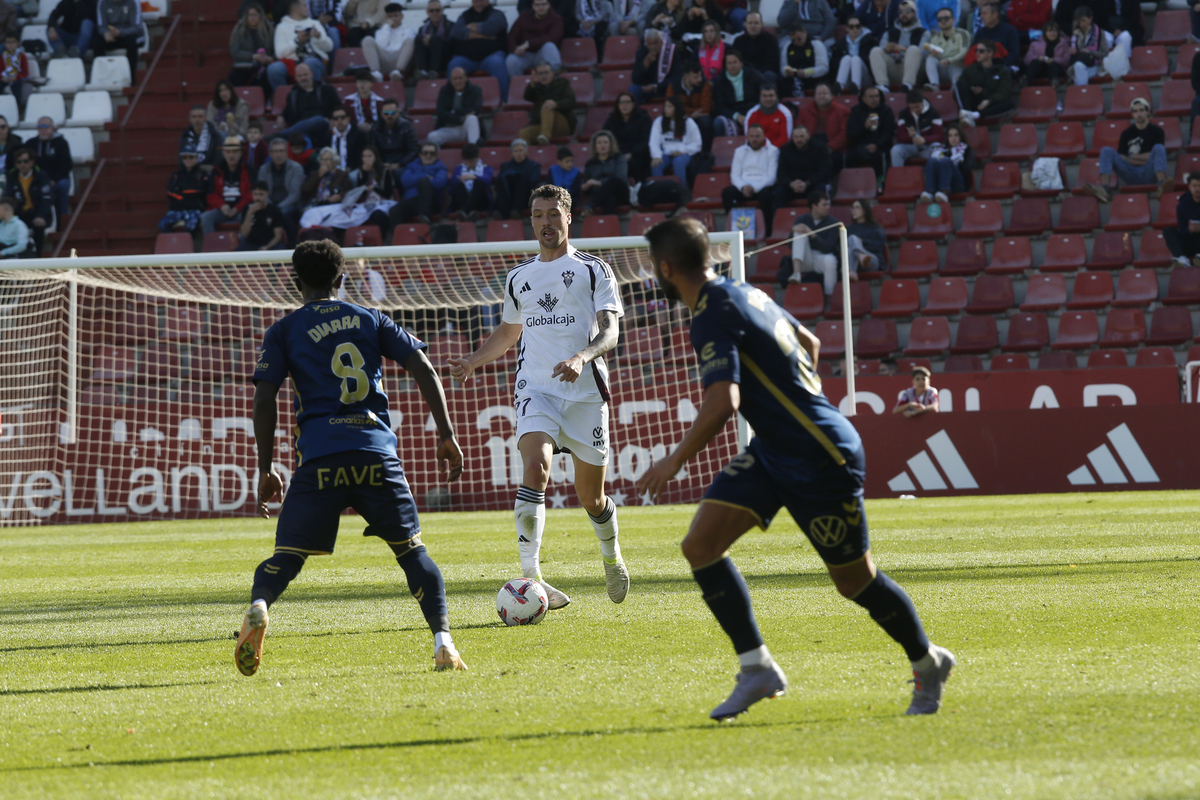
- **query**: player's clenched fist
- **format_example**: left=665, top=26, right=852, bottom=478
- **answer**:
left=438, top=436, right=465, bottom=482
left=551, top=354, right=585, bottom=383
left=447, top=356, right=475, bottom=384
left=257, top=470, right=283, bottom=518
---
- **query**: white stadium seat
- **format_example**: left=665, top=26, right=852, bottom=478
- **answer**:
left=0, top=94, right=19, bottom=127
left=58, top=127, right=96, bottom=164
left=67, top=91, right=113, bottom=127
left=20, top=24, right=52, bottom=52
left=33, top=0, right=57, bottom=23
left=43, top=58, right=87, bottom=94
left=20, top=92, right=66, bottom=128
left=86, top=56, right=133, bottom=90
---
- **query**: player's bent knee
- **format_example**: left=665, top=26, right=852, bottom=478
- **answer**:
left=681, top=534, right=722, bottom=569
left=386, top=534, right=424, bottom=560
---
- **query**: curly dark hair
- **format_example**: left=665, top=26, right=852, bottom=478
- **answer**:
left=530, top=183, right=572, bottom=214
left=292, top=239, right=344, bottom=289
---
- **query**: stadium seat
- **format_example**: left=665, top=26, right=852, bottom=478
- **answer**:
left=58, top=127, right=94, bottom=163
left=1004, top=312, right=1050, bottom=352
left=710, top=136, right=741, bottom=172
left=728, top=208, right=767, bottom=240
left=1154, top=192, right=1181, bottom=230
left=941, top=238, right=987, bottom=276
left=1112, top=269, right=1158, bottom=308
left=487, top=110, right=528, bottom=144
left=1124, top=47, right=1169, bottom=82
left=1164, top=267, right=1200, bottom=305
left=563, top=72, right=595, bottom=105
left=987, top=236, right=1032, bottom=274
left=1090, top=231, right=1135, bottom=269
left=966, top=274, right=1014, bottom=313
left=1086, top=349, right=1127, bottom=368
left=66, top=91, right=113, bottom=127
left=578, top=106, right=610, bottom=141
left=855, top=318, right=898, bottom=358
left=1099, top=308, right=1146, bottom=347
left=90, top=346, right=138, bottom=382
left=884, top=91, right=907, bottom=119
left=560, top=38, right=598, bottom=71
left=770, top=206, right=808, bottom=239
left=1060, top=85, right=1104, bottom=121
left=1105, top=194, right=1150, bottom=232
left=1149, top=9, right=1190, bottom=44
left=328, top=48, right=364, bottom=80
left=600, top=35, right=638, bottom=69
left=923, top=89, right=959, bottom=121
left=1013, top=86, right=1057, bottom=123
left=1175, top=43, right=1200, bottom=78
left=944, top=354, right=984, bottom=372
left=958, top=201, right=1003, bottom=238
left=1135, top=347, right=1178, bottom=367
left=392, top=223, right=429, bottom=245
left=627, top=212, right=667, bottom=236
left=1041, top=122, right=1086, bottom=160
left=43, top=57, right=86, bottom=93
left=154, top=233, right=193, bottom=254
left=1158, top=80, right=1194, bottom=117
left=1051, top=311, right=1100, bottom=350
left=904, top=317, right=951, bottom=356
left=85, top=55, right=132, bottom=90
left=622, top=326, right=665, bottom=363
left=411, top=80, right=444, bottom=113
left=874, top=204, right=909, bottom=239
left=270, top=85, right=292, bottom=113
left=582, top=215, right=620, bottom=238
left=976, top=162, right=1021, bottom=199
left=1175, top=153, right=1200, bottom=183
left=873, top=279, right=920, bottom=318
left=813, top=320, right=846, bottom=356
left=1066, top=270, right=1113, bottom=309
left=892, top=241, right=939, bottom=278
left=486, top=220, right=525, bottom=242
left=201, top=231, right=237, bottom=252
left=1071, top=158, right=1107, bottom=196
left=828, top=281, right=872, bottom=318
left=1134, top=230, right=1172, bottom=268
left=922, top=277, right=968, bottom=315
left=994, top=124, right=1038, bottom=162
left=951, top=315, right=999, bottom=354
left=1054, top=196, right=1101, bottom=233
left=1005, top=198, right=1052, bottom=236
left=678, top=210, right=715, bottom=229
left=879, top=166, right=924, bottom=203
left=782, top=283, right=825, bottom=319
left=835, top=167, right=877, bottom=203
left=235, top=86, right=265, bottom=117
left=688, top=173, right=730, bottom=209
left=345, top=226, right=383, bottom=248
left=1020, top=273, right=1067, bottom=312
left=598, top=71, right=633, bottom=105
left=1109, top=82, right=1153, bottom=120
left=909, top=202, right=951, bottom=240
left=21, top=92, right=65, bottom=128
left=1087, top=121, right=1124, bottom=157
left=1037, top=351, right=1077, bottom=369
left=0, top=94, right=15, bottom=129
left=990, top=353, right=1030, bottom=370
left=162, top=305, right=204, bottom=342
left=505, top=75, right=534, bottom=110
left=1144, top=306, right=1194, bottom=345
left=1041, top=234, right=1088, bottom=271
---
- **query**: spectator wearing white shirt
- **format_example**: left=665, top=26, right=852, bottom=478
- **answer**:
left=894, top=367, right=939, bottom=416
left=721, top=123, right=779, bottom=235
left=364, top=3, right=417, bottom=82
left=270, top=0, right=334, bottom=89
left=649, top=95, right=702, bottom=179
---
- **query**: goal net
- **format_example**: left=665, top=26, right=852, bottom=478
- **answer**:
left=0, top=233, right=746, bottom=526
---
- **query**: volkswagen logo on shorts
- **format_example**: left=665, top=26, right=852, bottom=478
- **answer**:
left=593, top=426, right=604, bottom=439
left=809, top=516, right=847, bottom=547
left=517, top=380, right=527, bottom=390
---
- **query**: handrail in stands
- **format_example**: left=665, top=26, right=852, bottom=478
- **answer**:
left=119, top=13, right=184, bottom=198
left=51, top=158, right=106, bottom=258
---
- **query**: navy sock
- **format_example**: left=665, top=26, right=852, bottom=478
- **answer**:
left=692, top=557, right=765, bottom=655
left=251, top=552, right=306, bottom=607
left=396, top=545, right=450, bottom=635
left=850, top=571, right=931, bottom=662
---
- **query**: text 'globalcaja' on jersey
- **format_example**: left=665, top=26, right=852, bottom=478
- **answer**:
left=502, top=246, right=624, bottom=403
left=691, top=276, right=864, bottom=479
left=252, top=299, right=426, bottom=466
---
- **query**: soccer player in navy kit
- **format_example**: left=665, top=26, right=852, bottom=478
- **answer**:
left=636, top=218, right=954, bottom=721
left=236, top=240, right=468, bottom=677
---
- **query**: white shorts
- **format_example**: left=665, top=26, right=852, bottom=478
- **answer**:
left=515, top=391, right=609, bottom=467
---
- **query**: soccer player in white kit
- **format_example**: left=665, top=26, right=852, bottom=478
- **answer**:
left=448, top=184, right=630, bottom=609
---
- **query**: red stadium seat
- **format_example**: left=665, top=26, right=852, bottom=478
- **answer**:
left=1041, top=122, right=1086, bottom=160
left=1100, top=308, right=1147, bottom=347
left=1154, top=192, right=1182, bottom=230
left=987, top=236, right=1033, bottom=274
left=345, top=226, right=382, bottom=247
left=1135, top=347, right=1178, bottom=367
left=582, top=215, right=620, bottom=237
left=1175, top=43, right=1200, bottom=78
left=813, top=320, right=846, bottom=356
left=884, top=91, right=907, bottom=119
left=1113, top=268, right=1159, bottom=307
left=1054, top=196, right=1101, bottom=233
left=560, top=38, right=598, bottom=71
left=994, top=124, right=1039, bottom=162
left=991, top=353, right=1030, bottom=370
left=1144, top=306, right=1195, bottom=345
left=965, top=124, right=989, bottom=161
left=1066, top=270, right=1114, bottom=309
left=1005, top=198, right=1052, bottom=236
left=873, top=279, right=920, bottom=318
left=892, top=240, right=939, bottom=278
left=967, top=274, right=1015, bottom=313
left=976, top=162, right=1021, bottom=199
left=628, top=212, right=667, bottom=236
left=922, top=277, right=969, bottom=315
left=1105, top=194, right=1151, bottom=232
left=201, top=231, right=237, bottom=252
left=874, top=204, right=909, bottom=239
left=829, top=281, right=873, bottom=318
left=486, top=220, right=526, bottom=241
left=487, top=110, right=528, bottom=144
left=622, top=326, right=665, bottom=363
left=1038, top=351, right=1078, bottom=369
left=1149, top=9, right=1190, bottom=44
left=1051, top=311, right=1100, bottom=350
left=924, top=90, right=959, bottom=121
left=1087, top=349, right=1128, bottom=368
left=1072, top=158, right=1108, bottom=196
left=711, top=136, right=741, bottom=172
left=154, top=233, right=192, bottom=254
left=568, top=141, right=592, bottom=164
left=1165, top=267, right=1200, bottom=305
left=942, top=238, right=987, bottom=276
left=945, top=354, right=984, bottom=372
left=770, top=206, right=808, bottom=240
left=909, top=202, right=951, bottom=240
left=1090, top=231, right=1135, bottom=269
left=958, top=201, right=1003, bottom=238
left=951, top=315, right=999, bottom=354
left=598, top=71, right=633, bottom=105
left=163, top=305, right=203, bottom=342
left=1060, top=85, right=1104, bottom=121
left=1020, top=273, right=1067, bottom=312
left=411, top=79, right=443, bottom=113
left=879, top=166, right=924, bottom=203
left=409, top=114, right=435, bottom=141
left=783, top=283, right=825, bottom=319
left=270, top=85, right=291, bottom=114
left=1014, top=86, right=1057, bottom=123
left=835, top=167, right=877, bottom=204
left=236, top=86, right=265, bottom=117
left=1042, top=234, right=1088, bottom=272
left=1158, top=80, right=1195, bottom=117
left=1088, top=120, right=1124, bottom=156
left=1125, top=47, right=1169, bottom=82
left=1135, top=230, right=1173, bottom=268
left=392, top=223, right=429, bottom=245
left=90, top=346, right=138, bottom=382
left=749, top=244, right=787, bottom=284
left=329, top=48, right=364, bottom=81
left=563, top=72, right=595, bottom=105
left=678, top=210, right=715, bottom=229
left=1109, top=82, right=1154, bottom=119
left=600, top=36, right=638, bottom=69
left=904, top=317, right=951, bottom=356
left=689, top=173, right=731, bottom=209
left=506, top=75, right=534, bottom=110
left=1003, top=312, right=1050, bottom=352
left=579, top=106, right=610, bottom=140
left=855, top=318, right=898, bottom=358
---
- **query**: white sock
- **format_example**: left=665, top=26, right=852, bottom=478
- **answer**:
left=911, top=647, right=936, bottom=671
left=738, top=645, right=773, bottom=670
left=588, top=496, right=620, bottom=560
left=514, top=486, right=546, bottom=579
left=434, top=631, right=454, bottom=653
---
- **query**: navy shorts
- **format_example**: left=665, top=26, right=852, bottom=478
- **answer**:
left=703, top=438, right=869, bottom=566
left=274, top=450, right=420, bottom=556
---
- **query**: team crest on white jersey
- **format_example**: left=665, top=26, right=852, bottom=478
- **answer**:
left=562, top=270, right=574, bottom=288
left=537, top=293, right=559, bottom=313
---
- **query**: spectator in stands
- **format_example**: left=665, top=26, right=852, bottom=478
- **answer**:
left=604, top=91, right=653, bottom=182
left=328, top=106, right=366, bottom=171
left=580, top=129, right=629, bottom=214
left=781, top=25, right=830, bottom=97
left=287, top=131, right=316, bottom=168
left=712, top=49, right=762, bottom=136
left=180, top=105, right=224, bottom=168
left=671, top=0, right=725, bottom=40
left=447, top=142, right=493, bottom=221
left=209, top=79, right=251, bottom=139
left=847, top=198, right=887, bottom=273
left=914, top=0, right=954, bottom=34
left=630, top=28, right=681, bottom=104
left=1166, top=172, right=1200, bottom=268
left=0, top=115, right=22, bottom=177
left=342, top=0, right=388, bottom=47
left=1023, top=20, right=1069, bottom=86
left=238, top=180, right=286, bottom=250
left=369, top=98, right=418, bottom=172
left=278, top=62, right=342, bottom=141
left=857, top=0, right=902, bottom=40
left=244, top=121, right=269, bottom=171
left=1, top=33, right=28, bottom=105
left=1084, top=97, right=1171, bottom=202
left=745, top=85, right=792, bottom=149
left=270, top=0, right=333, bottom=90
left=340, top=258, right=387, bottom=301
left=30, top=118, right=72, bottom=226
left=957, top=39, right=1014, bottom=124
left=868, top=1, right=925, bottom=94
left=307, top=0, right=344, bottom=51
left=794, top=81, right=849, bottom=156
left=830, top=15, right=874, bottom=94
left=920, top=121, right=970, bottom=201
left=788, top=189, right=841, bottom=293
left=201, top=136, right=253, bottom=234
left=344, top=69, right=385, bottom=133
left=576, top=0, right=616, bottom=45
left=774, top=124, right=831, bottom=208
left=96, top=0, right=144, bottom=76
left=0, top=0, right=17, bottom=38
left=778, top=0, right=836, bottom=44
left=258, top=137, right=304, bottom=241
left=399, top=142, right=446, bottom=223
left=507, top=0, right=564, bottom=77
left=894, top=366, right=938, bottom=415
left=429, top=67, right=483, bottom=147
left=47, top=0, right=97, bottom=60
left=6, top=148, right=51, bottom=255
left=494, top=138, right=539, bottom=219
left=228, top=3, right=275, bottom=96
left=640, top=0, right=685, bottom=38
left=666, top=61, right=713, bottom=149
left=891, top=89, right=941, bottom=165
left=300, top=146, right=352, bottom=214
left=159, top=149, right=208, bottom=233
left=548, top=145, right=581, bottom=194
left=611, top=0, right=641, bottom=35
left=731, top=12, right=779, bottom=83
left=347, top=145, right=396, bottom=234
left=414, top=0, right=453, bottom=79
left=364, top=3, right=416, bottom=83
left=1067, top=6, right=1107, bottom=86
left=1005, top=0, right=1052, bottom=42
left=722, top=122, right=778, bottom=232
left=650, top=95, right=701, bottom=178
left=972, top=2, right=1020, bottom=74
left=846, top=85, right=896, bottom=178
left=0, top=196, right=30, bottom=258
left=692, top=20, right=725, bottom=82
left=448, top=0, right=511, bottom=102
left=1055, top=0, right=1140, bottom=51
left=518, top=61, right=576, bottom=144
left=921, top=6, right=970, bottom=88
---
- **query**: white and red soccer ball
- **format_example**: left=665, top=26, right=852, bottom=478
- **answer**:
left=496, top=578, right=549, bottom=626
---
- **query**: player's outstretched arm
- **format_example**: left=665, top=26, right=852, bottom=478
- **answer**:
left=797, top=323, right=820, bottom=366
left=553, top=310, right=619, bottom=383
left=406, top=349, right=465, bottom=482
left=447, top=321, right=522, bottom=385
left=252, top=380, right=284, bottom=518
left=637, top=380, right=740, bottom=502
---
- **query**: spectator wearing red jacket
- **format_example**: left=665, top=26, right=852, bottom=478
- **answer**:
left=201, top=136, right=254, bottom=234
left=1006, top=0, right=1051, bottom=35
left=890, top=90, right=943, bottom=166
left=744, top=85, right=794, bottom=149
left=0, top=33, right=29, bottom=105
left=794, top=82, right=849, bottom=158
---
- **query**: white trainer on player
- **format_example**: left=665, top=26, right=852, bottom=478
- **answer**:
left=906, top=644, right=957, bottom=715
left=709, top=661, right=789, bottom=721
left=603, top=556, right=629, bottom=603
left=538, top=578, right=572, bottom=610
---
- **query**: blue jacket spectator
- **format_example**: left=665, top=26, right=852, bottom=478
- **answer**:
left=855, top=0, right=902, bottom=39
left=399, top=144, right=448, bottom=222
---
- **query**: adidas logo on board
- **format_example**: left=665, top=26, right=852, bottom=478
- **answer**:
left=887, top=430, right=979, bottom=492
left=1066, top=423, right=1160, bottom=485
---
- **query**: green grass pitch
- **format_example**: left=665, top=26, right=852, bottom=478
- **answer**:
left=2, top=491, right=1199, bottom=799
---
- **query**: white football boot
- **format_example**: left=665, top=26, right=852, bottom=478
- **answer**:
left=906, top=644, right=957, bottom=715
left=539, top=578, right=571, bottom=610
left=602, top=556, right=630, bottom=603
left=709, top=661, right=788, bottom=721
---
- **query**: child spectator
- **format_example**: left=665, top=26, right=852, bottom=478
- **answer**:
left=287, top=131, right=316, bottom=170
left=0, top=195, right=30, bottom=258
left=159, top=149, right=209, bottom=232
left=243, top=121, right=269, bottom=172
left=894, top=366, right=939, bottom=416
left=0, top=33, right=28, bottom=105
left=548, top=146, right=581, bottom=195
left=345, top=68, right=386, bottom=133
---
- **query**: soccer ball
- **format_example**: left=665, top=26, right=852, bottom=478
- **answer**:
left=496, top=578, right=549, bottom=626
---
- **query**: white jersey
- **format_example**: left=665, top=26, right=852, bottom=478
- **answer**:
left=502, top=246, right=624, bottom=403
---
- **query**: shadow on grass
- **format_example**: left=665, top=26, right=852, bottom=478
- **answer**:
left=0, top=681, right=216, bottom=697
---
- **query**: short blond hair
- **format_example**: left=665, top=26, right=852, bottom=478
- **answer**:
left=530, top=183, right=572, bottom=214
